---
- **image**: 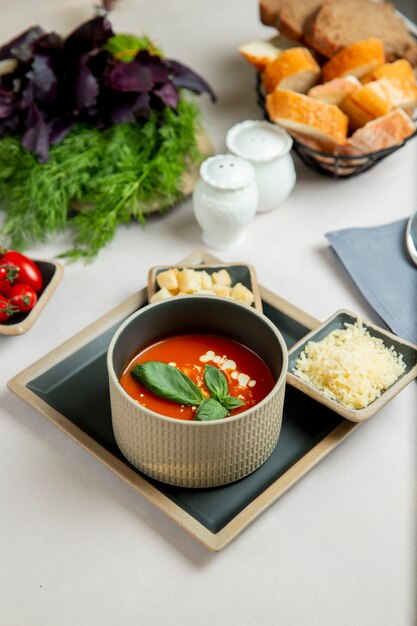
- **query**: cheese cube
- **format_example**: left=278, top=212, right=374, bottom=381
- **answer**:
left=212, top=269, right=232, bottom=287
left=200, top=271, right=213, bottom=290
left=231, top=283, right=255, bottom=305
left=178, top=269, right=202, bottom=293
left=150, top=287, right=173, bottom=303
left=156, top=269, right=179, bottom=292
left=213, top=285, right=232, bottom=297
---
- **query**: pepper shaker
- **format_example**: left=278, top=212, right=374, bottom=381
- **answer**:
left=192, top=154, right=258, bottom=250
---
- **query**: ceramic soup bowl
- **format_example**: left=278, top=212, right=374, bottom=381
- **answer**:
left=107, top=296, right=288, bottom=488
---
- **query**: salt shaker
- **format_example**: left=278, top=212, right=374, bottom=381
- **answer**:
left=192, top=154, right=258, bottom=250
left=226, top=120, right=296, bottom=213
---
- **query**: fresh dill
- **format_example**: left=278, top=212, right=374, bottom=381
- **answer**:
left=0, top=95, right=201, bottom=261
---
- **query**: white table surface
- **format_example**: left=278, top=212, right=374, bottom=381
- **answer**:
left=0, top=1, right=416, bottom=625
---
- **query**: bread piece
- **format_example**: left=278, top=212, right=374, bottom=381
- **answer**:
left=266, top=89, right=348, bottom=151
left=263, top=47, right=321, bottom=93
left=239, top=40, right=281, bottom=72
left=306, top=0, right=417, bottom=66
left=377, top=77, right=417, bottom=116
left=238, top=36, right=295, bottom=71
left=288, top=130, right=323, bottom=152
left=347, top=108, right=416, bottom=153
left=260, top=0, right=285, bottom=27
left=361, top=59, right=416, bottom=85
left=321, top=39, right=385, bottom=82
left=340, top=79, right=392, bottom=130
left=278, top=0, right=324, bottom=42
left=308, top=75, right=361, bottom=106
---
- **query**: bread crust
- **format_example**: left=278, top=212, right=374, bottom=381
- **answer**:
left=340, top=80, right=393, bottom=130
left=260, top=0, right=284, bottom=27
left=362, top=58, right=416, bottom=84
left=308, top=76, right=361, bottom=106
left=321, top=39, right=385, bottom=82
left=278, top=0, right=323, bottom=42
left=266, top=88, right=348, bottom=150
left=306, top=0, right=417, bottom=65
left=348, top=108, right=416, bottom=152
left=263, top=47, right=321, bottom=93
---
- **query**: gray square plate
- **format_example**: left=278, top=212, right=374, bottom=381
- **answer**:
left=287, top=309, right=417, bottom=422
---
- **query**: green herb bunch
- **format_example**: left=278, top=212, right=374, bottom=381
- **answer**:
left=0, top=24, right=215, bottom=262
left=0, top=95, right=201, bottom=261
left=132, top=362, right=245, bottom=421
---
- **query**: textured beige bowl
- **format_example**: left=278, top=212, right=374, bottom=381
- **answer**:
left=107, top=296, right=288, bottom=488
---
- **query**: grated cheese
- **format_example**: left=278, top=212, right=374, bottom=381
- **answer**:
left=293, top=320, right=406, bottom=409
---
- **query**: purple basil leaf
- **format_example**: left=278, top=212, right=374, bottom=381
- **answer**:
left=86, top=48, right=110, bottom=77
left=27, top=54, right=58, bottom=103
left=19, top=81, right=34, bottom=109
left=153, top=81, right=179, bottom=109
left=166, top=59, right=216, bottom=101
left=72, top=58, right=99, bottom=110
left=135, top=50, right=169, bottom=84
left=21, top=104, right=50, bottom=162
left=0, top=90, right=16, bottom=118
left=33, top=32, right=63, bottom=55
left=65, top=16, right=114, bottom=56
left=0, top=26, right=44, bottom=62
left=131, top=91, right=151, bottom=118
left=48, top=117, right=76, bottom=144
left=106, top=58, right=153, bottom=92
left=96, top=90, right=149, bottom=125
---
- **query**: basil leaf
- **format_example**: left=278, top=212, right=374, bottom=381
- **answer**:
left=204, top=364, right=228, bottom=401
left=220, top=395, right=245, bottom=410
left=195, top=398, right=229, bottom=421
left=131, top=361, right=204, bottom=405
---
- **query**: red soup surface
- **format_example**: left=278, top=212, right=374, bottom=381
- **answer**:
left=120, top=334, right=275, bottom=420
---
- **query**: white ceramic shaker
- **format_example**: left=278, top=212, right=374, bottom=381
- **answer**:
left=192, top=154, right=258, bottom=249
left=226, top=120, right=296, bottom=213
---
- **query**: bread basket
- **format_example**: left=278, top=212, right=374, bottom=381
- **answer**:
left=255, top=74, right=417, bottom=178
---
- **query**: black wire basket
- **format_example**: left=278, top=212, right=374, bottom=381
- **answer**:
left=255, top=74, right=417, bottom=179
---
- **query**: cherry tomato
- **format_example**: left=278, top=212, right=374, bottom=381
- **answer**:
left=0, top=263, right=19, bottom=294
left=0, top=294, right=17, bottom=322
left=6, top=283, right=38, bottom=313
left=0, top=250, right=43, bottom=292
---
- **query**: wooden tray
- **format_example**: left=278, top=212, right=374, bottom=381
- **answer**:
left=7, top=249, right=359, bottom=551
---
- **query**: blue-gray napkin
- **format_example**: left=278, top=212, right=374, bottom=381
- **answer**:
left=325, top=219, right=417, bottom=344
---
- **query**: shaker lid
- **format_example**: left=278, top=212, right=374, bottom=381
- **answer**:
left=226, top=120, right=293, bottom=162
left=200, top=154, right=254, bottom=190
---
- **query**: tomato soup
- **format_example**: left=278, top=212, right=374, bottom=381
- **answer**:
left=120, top=334, right=275, bottom=420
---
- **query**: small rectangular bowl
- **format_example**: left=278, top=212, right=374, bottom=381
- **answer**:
left=148, top=262, right=262, bottom=312
left=0, top=259, right=63, bottom=336
left=286, top=309, right=417, bottom=422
